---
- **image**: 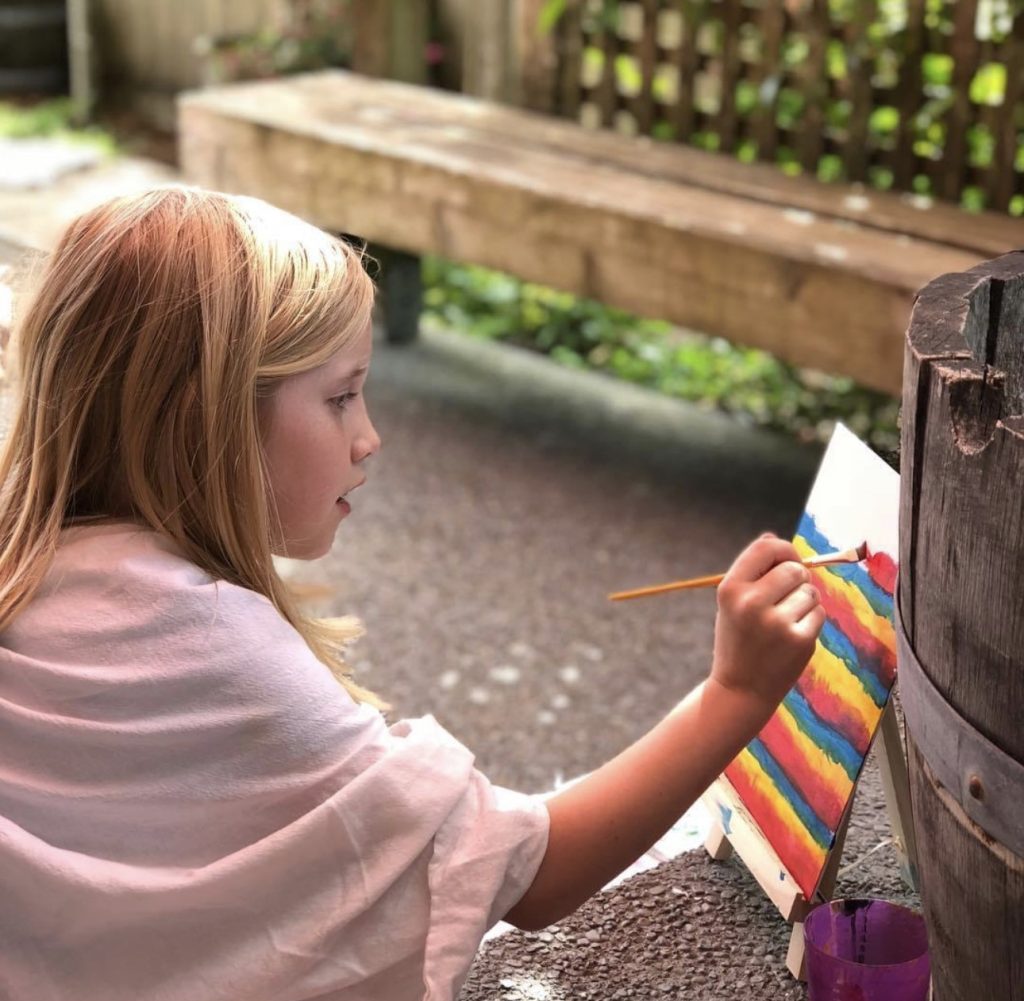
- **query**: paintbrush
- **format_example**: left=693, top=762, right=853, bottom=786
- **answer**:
left=608, top=541, right=868, bottom=602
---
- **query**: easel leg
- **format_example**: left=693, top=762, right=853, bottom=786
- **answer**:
left=876, top=696, right=920, bottom=892
left=786, top=802, right=854, bottom=980
left=704, top=820, right=734, bottom=861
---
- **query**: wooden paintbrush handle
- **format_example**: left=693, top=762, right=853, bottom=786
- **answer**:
left=608, top=545, right=864, bottom=602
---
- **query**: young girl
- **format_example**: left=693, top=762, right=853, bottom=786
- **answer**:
left=0, top=188, right=824, bottom=1001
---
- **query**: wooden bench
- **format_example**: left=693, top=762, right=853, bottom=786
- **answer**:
left=178, top=70, right=1022, bottom=396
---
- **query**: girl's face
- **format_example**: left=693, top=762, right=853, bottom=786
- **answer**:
left=260, top=319, right=381, bottom=559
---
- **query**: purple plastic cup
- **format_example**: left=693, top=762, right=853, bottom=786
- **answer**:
left=804, top=898, right=930, bottom=1001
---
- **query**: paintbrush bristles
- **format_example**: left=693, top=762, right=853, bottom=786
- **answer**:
left=608, top=541, right=868, bottom=602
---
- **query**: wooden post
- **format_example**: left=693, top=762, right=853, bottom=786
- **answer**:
left=349, top=0, right=429, bottom=343
left=899, top=251, right=1024, bottom=1001
left=66, top=0, right=96, bottom=124
left=513, top=0, right=558, bottom=112
left=462, top=0, right=514, bottom=100
left=350, top=0, right=428, bottom=84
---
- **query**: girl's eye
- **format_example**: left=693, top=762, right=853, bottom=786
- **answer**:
left=331, top=392, right=358, bottom=413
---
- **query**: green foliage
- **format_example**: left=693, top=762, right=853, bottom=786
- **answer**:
left=422, top=257, right=900, bottom=454
left=0, top=99, right=117, bottom=154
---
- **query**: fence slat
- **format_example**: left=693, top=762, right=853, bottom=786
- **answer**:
left=749, top=0, right=785, bottom=162
left=714, top=0, right=744, bottom=153
left=557, top=0, right=585, bottom=120
left=943, top=0, right=981, bottom=202
left=631, top=0, right=660, bottom=135
left=594, top=3, right=622, bottom=128
left=515, top=0, right=558, bottom=112
left=841, top=0, right=878, bottom=183
left=796, top=0, right=831, bottom=174
left=669, top=0, right=704, bottom=143
left=891, top=0, right=926, bottom=192
left=990, top=9, right=1024, bottom=212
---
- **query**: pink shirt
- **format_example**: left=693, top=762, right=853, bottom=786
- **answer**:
left=0, top=523, right=548, bottom=1000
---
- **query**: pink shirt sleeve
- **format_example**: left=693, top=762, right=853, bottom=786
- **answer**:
left=0, top=524, right=549, bottom=1001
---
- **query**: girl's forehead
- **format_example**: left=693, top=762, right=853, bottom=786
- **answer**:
left=321, top=324, right=373, bottom=378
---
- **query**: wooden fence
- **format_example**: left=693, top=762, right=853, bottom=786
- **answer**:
left=458, top=0, right=1024, bottom=214
left=92, top=0, right=286, bottom=124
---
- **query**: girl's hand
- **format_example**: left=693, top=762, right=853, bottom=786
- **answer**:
left=710, top=533, right=824, bottom=710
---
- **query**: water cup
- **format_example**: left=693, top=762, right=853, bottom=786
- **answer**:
left=804, top=898, right=930, bottom=1001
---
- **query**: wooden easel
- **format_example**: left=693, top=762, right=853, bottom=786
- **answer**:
left=700, top=697, right=919, bottom=980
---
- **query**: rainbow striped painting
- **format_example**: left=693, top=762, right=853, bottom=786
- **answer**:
left=723, top=424, right=899, bottom=900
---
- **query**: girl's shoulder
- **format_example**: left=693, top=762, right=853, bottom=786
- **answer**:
left=10, top=521, right=316, bottom=688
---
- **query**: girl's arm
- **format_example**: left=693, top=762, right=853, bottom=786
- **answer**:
left=504, top=535, right=824, bottom=931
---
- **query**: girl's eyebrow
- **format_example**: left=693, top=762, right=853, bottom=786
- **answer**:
left=334, top=364, right=368, bottom=382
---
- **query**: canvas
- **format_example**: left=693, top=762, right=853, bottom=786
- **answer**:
left=723, top=423, right=900, bottom=900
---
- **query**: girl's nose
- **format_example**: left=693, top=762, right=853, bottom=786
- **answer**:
left=353, top=418, right=381, bottom=464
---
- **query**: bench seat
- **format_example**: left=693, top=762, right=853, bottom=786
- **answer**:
left=178, top=71, right=1022, bottom=395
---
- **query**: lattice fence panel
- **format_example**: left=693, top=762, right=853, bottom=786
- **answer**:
left=546, top=0, right=1024, bottom=212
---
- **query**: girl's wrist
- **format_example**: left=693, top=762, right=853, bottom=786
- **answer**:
left=702, top=675, right=777, bottom=733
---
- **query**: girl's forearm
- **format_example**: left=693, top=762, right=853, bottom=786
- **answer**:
left=503, top=678, right=774, bottom=931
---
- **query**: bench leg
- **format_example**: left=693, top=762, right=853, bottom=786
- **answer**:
left=372, top=246, right=422, bottom=345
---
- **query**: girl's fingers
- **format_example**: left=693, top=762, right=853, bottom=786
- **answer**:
left=727, top=536, right=801, bottom=584
left=775, top=582, right=820, bottom=621
left=758, top=560, right=811, bottom=605
left=793, top=604, right=827, bottom=638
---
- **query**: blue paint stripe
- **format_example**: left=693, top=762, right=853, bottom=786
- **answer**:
left=747, top=737, right=833, bottom=849
left=782, top=686, right=861, bottom=780
left=819, top=620, right=889, bottom=707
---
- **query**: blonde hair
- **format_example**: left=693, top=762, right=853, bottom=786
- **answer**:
left=0, top=187, right=385, bottom=708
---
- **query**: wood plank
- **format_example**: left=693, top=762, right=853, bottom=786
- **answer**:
left=195, top=70, right=1024, bottom=258
left=179, top=73, right=1002, bottom=393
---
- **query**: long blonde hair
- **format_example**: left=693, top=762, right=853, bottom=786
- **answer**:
left=0, top=187, right=384, bottom=707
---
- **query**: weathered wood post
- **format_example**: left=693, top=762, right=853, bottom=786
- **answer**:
left=897, top=251, right=1024, bottom=1001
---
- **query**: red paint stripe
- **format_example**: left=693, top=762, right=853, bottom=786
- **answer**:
left=795, top=672, right=872, bottom=757
left=724, top=759, right=824, bottom=899
left=813, top=570, right=897, bottom=687
left=759, top=713, right=848, bottom=830
left=865, top=549, right=897, bottom=595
